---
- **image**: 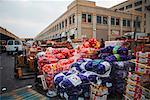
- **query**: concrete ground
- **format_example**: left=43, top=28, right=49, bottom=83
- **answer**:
left=0, top=53, right=34, bottom=94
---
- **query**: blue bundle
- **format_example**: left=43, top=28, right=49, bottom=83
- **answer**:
left=114, top=70, right=128, bottom=79
left=98, top=53, right=112, bottom=59
left=105, top=54, right=129, bottom=62
left=100, top=46, right=128, bottom=55
left=112, top=61, right=130, bottom=70
left=94, top=61, right=111, bottom=75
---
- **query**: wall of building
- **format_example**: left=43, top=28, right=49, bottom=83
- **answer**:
left=35, top=0, right=144, bottom=41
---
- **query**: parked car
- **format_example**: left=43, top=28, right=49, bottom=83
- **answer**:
left=6, top=40, right=24, bottom=55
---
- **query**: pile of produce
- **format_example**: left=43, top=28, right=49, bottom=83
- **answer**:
left=37, top=38, right=100, bottom=88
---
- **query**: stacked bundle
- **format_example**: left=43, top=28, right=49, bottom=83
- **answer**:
left=54, top=58, right=112, bottom=99
left=125, top=51, right=150, bottom=100
left=99, top=46, right=132, bottom=94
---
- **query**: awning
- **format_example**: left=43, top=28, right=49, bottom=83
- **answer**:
left=61, top=32, right=67, bottom=37
left=70, top=29, right=76, bottom=36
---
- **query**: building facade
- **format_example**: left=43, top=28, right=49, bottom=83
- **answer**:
left=111, top=0, right=150, bottom=34
left=35, top=0, right=144, bottom=41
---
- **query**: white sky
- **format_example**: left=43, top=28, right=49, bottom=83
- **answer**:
left=0, top=0, right=126, bottom=38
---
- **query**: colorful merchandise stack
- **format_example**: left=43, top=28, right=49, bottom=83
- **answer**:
left=98, top=46, right=132, bottom=94
left=54, top=58, right=111, bottom=100
left=37, top=38, right=100, bottom=88
left=125, top=51, right=150, bottom=100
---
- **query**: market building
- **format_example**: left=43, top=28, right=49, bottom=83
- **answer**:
left=35, top=0, right=144, bottom=41
left=111, top=0, right=150, bottom=34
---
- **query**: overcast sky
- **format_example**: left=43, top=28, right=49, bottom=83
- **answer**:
left=0, top=0, right=126, bottom=38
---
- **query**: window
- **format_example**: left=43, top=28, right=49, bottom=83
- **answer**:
left=144, top=14, right=146, bottom=18
left=59, top=23, right=61, bottom=29
left=65, top=19, right=67, bottom=27
left=135, top=7, right=142, bottom=11
left=15, top=41, right=20, bottom=45
left=134, top=21, right=140, bottom=28
left=8, top=41, right=13, bottom=45
left=126, top=4, right=132, bottom=9
left=103, top=17, right=108, bottom=24
left=73, top=15, right=75, bottom=23
left=62, top=21, right=64, bottom=28
left=116, top=18, right=120, bottom=25
left=123, top=19, right=126, bottom=26
left=119, top=7, right=124, bottom=11
left=135, top=0, right=142, bottom=6
left=111, top=17, right=115, bottom=25
left=82, top=14, right=86, bottom=22
left=137, top=21, right=141, bottom=28
left=144, top=21, right=146, bottom=25
left=57, top=24, right=59, bottom=30
left=127, top=20, right=131, bottom=27
left=97, top=16, right=101, bottom=24
left=69, top=16, right=72, bottom=24
left=88, top=14, right=92, bottom=22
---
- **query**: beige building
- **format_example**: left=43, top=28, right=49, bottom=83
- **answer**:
left=35, top=0, right=145, bottom=41
left=111, top=0, right=150, bottom=34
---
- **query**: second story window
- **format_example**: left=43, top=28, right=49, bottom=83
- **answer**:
left=127, top=20, right=131, bottom=27
left=88, top=14, right=92, bottom=23
left=119, top=7, right=124, bottom=11
left=134, top=0, right=142, bottom=7
left=97, top=16, right=101, bottom=24
left=69, top=16, right=72, bottom=24
left=59, top=23, right=61, bottom=29
left=116, top=18, right=120, bottom=25
left=111, top=17, right=115, bottom=25
left=123, top=19, right=126, bottom=26
left=62, top=21, right=64, bottom=28
left=82, top=14, right=86, bottom=22
left=65, top=19, right=67, bottom=27
left=126, top=4, right=132, bottom=9
left=103, top=16, right=108, bottom=24
left=73, top=15, right=75, bottom=23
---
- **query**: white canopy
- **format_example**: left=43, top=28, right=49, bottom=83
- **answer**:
left=61, top=32, right=67, bottom=37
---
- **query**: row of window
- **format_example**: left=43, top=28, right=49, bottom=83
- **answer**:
left=82, top=14, right=139, bottom=27
left=82, top=14, right=92, bottom=23
left=97, top=16, right=108, bottom=24
left=118, top=0, right=143, bottom=11
left=49, top=14, right=75, bottom=33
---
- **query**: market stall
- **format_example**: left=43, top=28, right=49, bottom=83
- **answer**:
left=31, top=38, right=146, bottom=100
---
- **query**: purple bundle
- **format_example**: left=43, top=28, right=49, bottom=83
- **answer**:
left=100, top=46, right=128, bottom=55
left=105, top=54, right=130, bottom=62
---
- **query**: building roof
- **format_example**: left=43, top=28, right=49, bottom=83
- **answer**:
left=110, top=0, right=128, bottom=9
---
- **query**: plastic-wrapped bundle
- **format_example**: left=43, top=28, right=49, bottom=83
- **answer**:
left=100, top=46, right=128, bottom=55
left=100, top=46, right=113, bottom=53
left=71, top=60, right=94, bottom=73
left=100, top=77, right=112, bottom=88
left=92, top=59, right=104, bottom=67
left=94, top=61, right=111, bottom=76
left=61, top=73, right=89, bottom=89
left=114, top=70, right=128, bottom=79
left=115, top=81, right=126, bottom=94
left=98, top=53, right=112, bottom=59
left=54, top=71, right=72, bottom=86
left=82, top=71, right=99, bottom=84
left=112, top=61, right=130, bottom=70
left=105, top=54, right=129, bottom=62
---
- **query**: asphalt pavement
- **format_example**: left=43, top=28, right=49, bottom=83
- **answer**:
left=0, top=53, right=34, bottom=94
